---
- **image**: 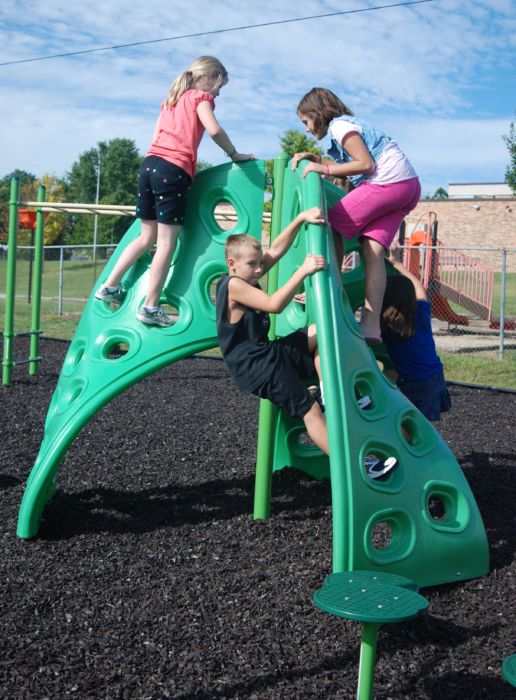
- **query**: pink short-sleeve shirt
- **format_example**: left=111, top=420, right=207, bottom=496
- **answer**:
left=147, top=89, right=215, bottom=178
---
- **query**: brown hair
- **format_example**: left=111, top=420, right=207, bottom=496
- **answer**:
left=297, top=87, right=353, bottom=139
left=225, top=234, right=261, bottom=262
left=380, top=275, right=417, bottom=339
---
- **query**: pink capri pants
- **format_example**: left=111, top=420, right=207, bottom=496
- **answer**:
left=328, top=177, right=421, bottom=249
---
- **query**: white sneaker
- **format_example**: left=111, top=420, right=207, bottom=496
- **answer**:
left=365, top=455, right=398, bottom=480
left=137, top=306, right=173, bottom=327
left=94, top=285, right=125, bottom=304
left=357, top=395, right=372, bottom=410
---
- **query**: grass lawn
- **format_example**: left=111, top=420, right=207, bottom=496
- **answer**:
left=2, top=259, right=515, bottom=389
left=442, top=350, right=516, bottom=390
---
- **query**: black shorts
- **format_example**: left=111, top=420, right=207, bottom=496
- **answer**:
left=136, top=155, right=192, bottom=225
left=253, top=330, right=317, bottom=419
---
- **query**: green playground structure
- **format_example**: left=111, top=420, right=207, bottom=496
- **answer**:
left=15, top=156, right=489, bottom=588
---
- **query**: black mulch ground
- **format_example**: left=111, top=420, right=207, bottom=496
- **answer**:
left=1, top=338, right=515, bottom=700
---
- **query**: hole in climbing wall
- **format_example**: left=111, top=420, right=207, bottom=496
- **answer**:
left=364, top=509, right=416, bottom=564
left=427, top=496, right=446, bottom=521
left=298, top=431, right=315, bottom=448
left=63, top=339, right=87, bottom=375
left=214, top=200, right=238, bottom=231
left=371, top=521, right=393, bottom=550
left=398, top=409, right=435, bottom=456
left=57, top=377, right=88, bottom=414
left=422, top=482, right=471, bottom=533
left=351, top=370, right=388, bottom=419
left=209, top=276, right=224, bottom=304
left=104, top=341, right=130, bottom=360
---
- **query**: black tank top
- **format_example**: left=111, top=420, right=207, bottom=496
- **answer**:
left=216, top=275, right=280, bottom=394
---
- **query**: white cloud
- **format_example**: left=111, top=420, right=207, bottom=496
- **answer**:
left=0, top=0, right=514, bottom=194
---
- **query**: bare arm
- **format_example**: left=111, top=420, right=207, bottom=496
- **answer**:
left=229, top=254, right=327, bottom=314
left=388, top=250, right=427, bottom=301
left=262, top=207, right=326, bottom=274
left=196, top=100, right=255, bottom=162
left=293, top=132, right=374, bottom=179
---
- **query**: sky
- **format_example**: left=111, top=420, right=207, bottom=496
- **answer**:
left=0, top=0, right=515, bottom=197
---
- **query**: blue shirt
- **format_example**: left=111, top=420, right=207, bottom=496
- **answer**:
left=327, top=115, right=392, bottom=187
left=383, top=300, right=443, bottom=382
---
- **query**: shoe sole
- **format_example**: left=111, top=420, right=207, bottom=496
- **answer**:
left=136, top=315, right=172, bottom=327
left=94, top=289, right=125, bottom=303
left=366, top=456, right=399, bottom=480
left=357, top=396, right=372, bottom=409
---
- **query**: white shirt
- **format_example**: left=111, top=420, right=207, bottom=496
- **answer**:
left=330, top=120, right=417, bottom=185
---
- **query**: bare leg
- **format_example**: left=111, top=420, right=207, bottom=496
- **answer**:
left=307, top=323, right=322, bottom=380
left=303, top=402, right=329, bottom=455
left=143, top=223, right=181, bottom=308
left=360, top=238, right=386, bottom=340
left=305, top=323, right=328, bottom=453
left=104, top=220, right=157, bottom=288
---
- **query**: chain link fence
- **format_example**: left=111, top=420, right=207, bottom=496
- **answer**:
left=1, top=241, right=515, bottom=387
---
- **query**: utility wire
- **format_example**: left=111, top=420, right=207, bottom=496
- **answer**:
left=0, top=0, right=436, bottom=67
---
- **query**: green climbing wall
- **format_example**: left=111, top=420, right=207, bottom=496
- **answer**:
left=17, top=160, right=266, bottom=539
left=254, top=156, right=489, bottom=588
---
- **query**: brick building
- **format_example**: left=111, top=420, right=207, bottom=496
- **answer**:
left=403, top=189, right=516, bottom=272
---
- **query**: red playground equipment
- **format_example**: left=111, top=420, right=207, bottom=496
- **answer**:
left=401, top=213, right=495, bottom=328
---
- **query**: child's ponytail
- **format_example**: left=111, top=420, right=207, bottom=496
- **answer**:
left=165, top=70, right=195, bottom=108
left=164, top=56, right=228, bottom=108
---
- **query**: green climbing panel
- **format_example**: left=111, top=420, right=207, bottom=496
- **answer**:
left=254, top=156, right=489, bottom=588
left=17, top=161, right=266, bottom=539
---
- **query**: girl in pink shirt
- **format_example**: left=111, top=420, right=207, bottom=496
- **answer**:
left=96, top=56, right=255, bottom=327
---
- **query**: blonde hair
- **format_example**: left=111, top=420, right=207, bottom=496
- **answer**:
left=297, top=87, right=353, bottom=139
left=225, top=234, right=261, bottom=261
left=165, top=56, right=228, bottom=108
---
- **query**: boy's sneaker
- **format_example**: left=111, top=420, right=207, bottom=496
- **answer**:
left=365, top=455, right=399, bottom=480
left=137, top=305, right=173, bottom=327
left=308, top=385, right=325, bottom=412
left=357, top=395, right=373, bottom=410
left=95, top=284, right=125, bottom=304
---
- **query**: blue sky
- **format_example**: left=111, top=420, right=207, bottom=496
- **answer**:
left=0, top=0, right=515, bottom=197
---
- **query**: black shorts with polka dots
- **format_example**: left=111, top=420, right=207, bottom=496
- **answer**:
left=136, top=155, right=192, bottom=225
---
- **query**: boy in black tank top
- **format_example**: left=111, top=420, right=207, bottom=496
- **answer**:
left=216, top=207, right=330, bottom=455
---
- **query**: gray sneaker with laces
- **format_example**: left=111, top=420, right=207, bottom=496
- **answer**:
left=137, top=306, right=173, bottom=327
left=94, top=285, right=125, bottom=304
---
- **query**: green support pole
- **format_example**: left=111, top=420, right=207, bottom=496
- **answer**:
left=2, top=177, right=20, bottom=386
left=253, top=154, right=288, bottom=520
left=29, top=185, right=46, bottom=375
left=357, top=623, right=379, bottom=700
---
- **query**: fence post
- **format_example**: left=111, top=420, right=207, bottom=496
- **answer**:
left=498, top=248, right=507, bottom=361
left=58, top=246, right=64, bottom=316
left=2, top=178, right=20, bottom=386
left=29, top=185, right=46, bottom=375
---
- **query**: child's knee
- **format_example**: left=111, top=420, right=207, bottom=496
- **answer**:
left=307, top=323, right=318, bottom=350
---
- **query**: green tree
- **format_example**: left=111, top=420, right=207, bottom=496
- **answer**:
left=432, top=187, right=448, bottom=200
left=197, top=159, right=213, bottom=172
left=503, top=119, right=516, bottom=193
left=65, top=138, right=143, bottom=245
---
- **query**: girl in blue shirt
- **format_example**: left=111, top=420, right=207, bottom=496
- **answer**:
left=381, top=252, right=451, bottom=421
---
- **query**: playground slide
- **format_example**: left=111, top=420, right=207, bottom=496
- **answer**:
left=17, top=157, right=489, bottom=590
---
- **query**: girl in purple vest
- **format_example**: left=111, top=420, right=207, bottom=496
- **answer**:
left=292, top=87, right=420, bottom=345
